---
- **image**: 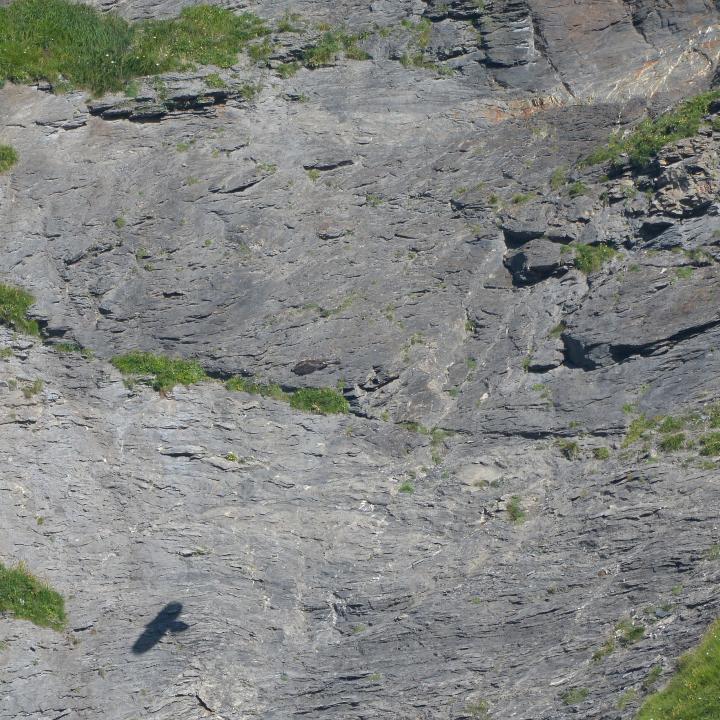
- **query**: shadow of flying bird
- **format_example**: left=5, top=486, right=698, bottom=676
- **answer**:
left=131, top=601, right=189, bottom=654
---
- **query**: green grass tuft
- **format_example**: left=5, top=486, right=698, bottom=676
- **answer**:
left=0, top=562, right=65, bottom=630
left=0, top=283, right=40, bottom=335
left=111, top=352, right=206, bottom=391
left=0, top=0, right=269, bottom=95
left=659, top=433, right=685, bottom=452
left=506, top=496, right=526, bottom=524
left=561, top=687, right=589, bottom=706
left=302, top=29, right=369, bottom=68
left=699, top=432, right=720, bottom=456
left=0, top=144, right=18, bottom=173
left=289, top=387, right=349, bottom=415
left=574, top=243, right=617, bottom=274
left=636, top=617, right=720, bottom=720
left=584, top=90, right=720, bottom=170
left=557, top=438, right=580, bottom=459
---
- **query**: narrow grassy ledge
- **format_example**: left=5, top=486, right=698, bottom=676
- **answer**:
left=111, top=352, right=207, bottom=391
left=227, top=376, right=349, bottom=415
left=0, top=562, right=66, bottom=630
left=0, top=145, right=18, bottom=173
left=0, top=0, right=269, bottom=95
left=584, top=89, right=720, bottom=170
left=0, top=283, right=40, bottom=335
left=636, top=618, right=720, bottom=720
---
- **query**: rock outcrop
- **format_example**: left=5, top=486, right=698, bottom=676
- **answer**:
left=2, top=1, right=720, bottom=718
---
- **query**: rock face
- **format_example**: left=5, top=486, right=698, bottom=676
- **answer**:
left=2, top=1, right=720, bottom=719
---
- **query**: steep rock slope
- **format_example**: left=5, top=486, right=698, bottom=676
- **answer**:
left=1, top=1, right=720, bottom=718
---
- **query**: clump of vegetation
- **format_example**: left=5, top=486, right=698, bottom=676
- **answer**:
left=276, top=61, right=299, bottom=78
left=584, top=90, right=720, bottom=169
left=567, top=180, right=588, bottom=198
left=573, top=243, right=617, bottom=274
left=0, top=0, right=270, bottom=95
left=616, top=618, right=645, bottom=646
left=623, top=404, right=720, bottom=461
left=636, top=617, right=720, bottom=720
left=289, top=387, right=349, bottom=415
left=0, top=561, right=65, bottom=630
left=227, top=376, right=349, bottom=415
left=511, top=192, right=534, bottom=204
left=464, top=698, right=491, bottom=719
left=277, top=11, right=302, bottom=34
left=594, top=618, right=645, bottom=661
left=593, top=446, right=610, bottom=460
left=398, top=481, right=414, bottom=494
left=561, top=687, right=589, bottom=706
left=22, top=378, right=43, bottom=398
left=506, top=496, right=526, bottom=524
left=302, top=28, right=369, bottom=68
left=623, top=413, right=658, bottom=446
left=556, top=438, right=580, bottom=459
left=659, top=415, right=685, bottom=433
left=659, top=433, right=685, bottom=452
left=700, top=432, right=720, bottom=456
left=642, top=664, right=663, bottom=691
left=550, top=167, right=567, bottom=191
left=204, top=72, right=226, bottom=89
left=616, top=688, right=639, bottom=710
left=226, top=376, right=287, bottom=400
left=0, top=144, right=18, bottom=173
left=0, top=283, right=40, bottom=335
left=111, top=352, right=207, bottom=391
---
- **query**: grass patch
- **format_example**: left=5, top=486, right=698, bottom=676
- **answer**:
left=398, top=481, right=414, bottom=494
left=111, top=352, right=206, bottom=391
left=659, top=416, right=685, bottom=433
left=0, top=144, right=18, bottom=173
left=302, top=28, right=369, bottom=68
left=584, top=90, right=720, bottom=170
left=636, top=617, right=720, bottom=720
left=699, top=432, right=720, bottom=456
left=556, top=438, right=580, bottom=459
left=227, top=377, right=349, bottom=415
left=623, top=414, right=658, bottom=446
left=506, top=496, right=526, bottom=524
left=0, top=283, right=40, bottom=335
left=594, top=619, right=645, bottom=661
left=593, top=446, right=610, bottom=460
left=567, top=181, right=588, bottom=198
left=226, top=375, right=287, bottom=400
left=659, top=433, right=685, bottom=452
left=617, top=618, right=645, bottom=646
left=561, top=687, right=588, bottom=705
left=204, top=72, right=226, bottom=89
left=574, top=243, right=617, bottom=274
left=276, top=61, right=299, bottom=78
left=289, top=387, right=349, bottom=415
left=550, top=167, right=567, bottom=191
left=22, top=378, right=43, bottom=398
left=0, top=0, right=269, bottom=95
left=0, top=562, right=65, bottom=630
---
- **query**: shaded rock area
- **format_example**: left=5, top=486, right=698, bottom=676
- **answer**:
left=2, top=0, right=720, bottom=719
